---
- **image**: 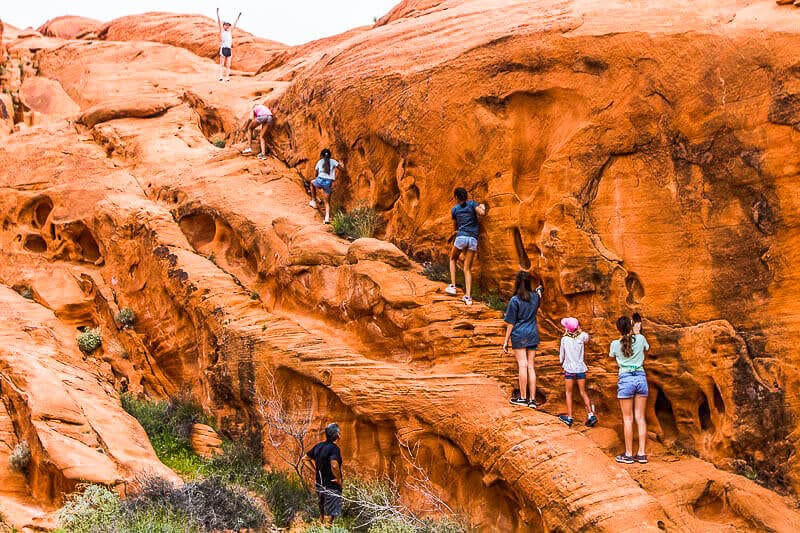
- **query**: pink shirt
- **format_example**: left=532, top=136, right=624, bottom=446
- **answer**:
left=253, top=104, right=272, bottom=118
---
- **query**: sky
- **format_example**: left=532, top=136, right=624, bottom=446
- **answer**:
left=3, top=0, right=400, bottom=45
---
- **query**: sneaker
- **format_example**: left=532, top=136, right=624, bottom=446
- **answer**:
left=586, top=413, right=598, bottom=427
left=224, top=78, right=231, bottom=82
left=218, top=77, right=224, bottom=82
left=445, top=284, right=457, bottom=296
left=309, top=200, right=317, bottom=209
left=324, top=215, right=330, bottom=224
left=241, top=147, right=253, bottom=155
left=634, top=454, right=648, bottom=464
left=615, top=454, right=635, bottom=464
left=509, top=397, right=528, bottom=406
left=462, top=295, right=473, bottom=306
left=257, top=153, right=267, bottom=160
left=558, top=415, right=573, bottom=427
left=527, top=399, right=539, bottom=409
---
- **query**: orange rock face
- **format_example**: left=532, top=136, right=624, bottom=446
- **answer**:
left=1, top=1, right=800, bottom=532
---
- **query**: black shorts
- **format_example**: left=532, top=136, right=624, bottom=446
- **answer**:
left=220, top=47, right=232, bottom=58
left=317, top=486, right=342, bottom=517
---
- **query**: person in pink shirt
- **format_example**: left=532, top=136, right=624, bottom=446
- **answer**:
left=558, top=317, right=598, bottom=428
left=239, top=104, right=273, bottom=159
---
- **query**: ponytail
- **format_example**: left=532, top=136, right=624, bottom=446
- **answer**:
left=513, top=271, right=532, bottom=302
left=321, top=148, right=332, bottom=174
left=616, top=316, right=634, bottom=358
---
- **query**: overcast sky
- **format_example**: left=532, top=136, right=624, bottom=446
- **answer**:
left=3, top=0, right=400, bottom=45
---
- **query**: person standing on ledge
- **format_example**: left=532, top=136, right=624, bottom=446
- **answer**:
left=216, top=8, right=241, bottom=82
left=610, top=315, right=650, bottom=465
left=445, top=187, right=486, bottom=305
left=304, top=423, right=344, bottom=525
left=309, top=148, right=343, bottom=224
left=503, top=271, right=544, bottom=408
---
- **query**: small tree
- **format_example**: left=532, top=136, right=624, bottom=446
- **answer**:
left=9, top=442, right=31, bottom=472
left=255, top=371, right=314, bottom=492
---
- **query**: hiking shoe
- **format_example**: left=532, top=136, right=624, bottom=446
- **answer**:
left=634, top=454, right=648, bottom=464
left=257, top=153, right=267, bottom=160
left=527, top=399, right=539, bottom=409
left=615, top=454, right=635, bottom=464
left=558, top=415, right=573, bottom=427
left=462, top=295, right=473, bottom=306
left=445, top=284, right=457, bottom=296
left=309, top=200, right=317, bottom=209
left=241, top=147, right=253, bottom=155
left=324, top=215, right=330, bottom=224
left=509, top=397, right=528, bottom=406
left=218, top=77, right=224, bottom=82
left=586, top=413, right=598, bottom=427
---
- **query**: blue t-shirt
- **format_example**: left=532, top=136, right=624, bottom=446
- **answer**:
left=504, top=293, right=541, bottom=347
left=451, top=200, right=480, bottom=238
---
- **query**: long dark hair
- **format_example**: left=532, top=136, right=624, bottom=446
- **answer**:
left=616, top=316, right=633, bottom=358
left=513, top=271, right=532, bottom=302
left=454, top=187, right=468, bottom=206
left=321, top=148, right=332, bottom=174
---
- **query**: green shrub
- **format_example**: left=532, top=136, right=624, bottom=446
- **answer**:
left=20, top=287, right=34, bottom=300
left=305, top=525, right=351, bottom=533
left=115, top=308, right=136, bottom=329
left=77, top=328, right=102, bottom=354
left=331, top=206, right=382, bottom=240
left=212, top=138, right=226, bottom=149
left=57, top=485, right=122, bottom=533
left=250, top=291, right=260, bottom=301
left=421, top=261, right=449, bottom=283
left=9, top=442, right=31, bottom=472
left=474, top=290, right=507, bottom=312
left=256, top=470, right=317, bottom=528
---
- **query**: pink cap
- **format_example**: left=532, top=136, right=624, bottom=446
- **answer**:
left=561, top=317, right=579, bottom=332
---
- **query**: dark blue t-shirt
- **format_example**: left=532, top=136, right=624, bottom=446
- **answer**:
left=451, top=200, right=480, bottom=238
left=307, top=441, right=342, bottom=490
left=504, top=293, right=541, bottom=347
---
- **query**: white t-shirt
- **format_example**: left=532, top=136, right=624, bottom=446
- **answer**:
left=559, top=332, right=589, bottom=373
left=220, top=30, right=232, bottom=48
left=315, top=158, right=339, bottom=180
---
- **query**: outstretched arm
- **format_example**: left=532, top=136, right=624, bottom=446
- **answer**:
left=216, top=8, right=221, bottom=32
left=233, top=12, right=242, bottom=30
left=476, top=203, right=487, bottom=216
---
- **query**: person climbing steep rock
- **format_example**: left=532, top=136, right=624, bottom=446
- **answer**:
left=445, top=187, right=486, bottom=305
left=503, top=271, right=543, bottom=408
left=610, top=315, right=651, bottom=465
left=557, top=317, right=598, bottom=428
left=216, top=8, right=241, bottom=82
left=304, top=423, right=344, bottom=525
left=309, top=148, right=344, bottom=224
left=239, top=103, right=273, bottom=159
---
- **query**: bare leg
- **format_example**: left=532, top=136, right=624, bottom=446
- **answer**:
left=513, top=348, right=528, bottom=400
left=526, top=348, right=536, bottom=401
left=577, top=379, right=593, bottom=415
left=565, top=378, right=574, bottom=418
left=225, top=55, right=232, bottom=79
left=449, top=246, right=462, bottom=288
left=218, top=55, right=224, bottom=79
left=619, top=398, right=634, bottom=456
left=323, top=192, right=331, bottom=222
left=634, top=394, right=648, bottom=456
left=259, top=123, right=268, bottom=155
left=311, top=184, right=318, bottom=203
left=463, top=249, right=475, bottom=298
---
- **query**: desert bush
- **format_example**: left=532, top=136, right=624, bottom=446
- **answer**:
left=421, top=261, right=449, bottom=283
left=57, top=484, right=123, bottom=532
left=473, top=289, right=507, bottom=312
left=305, top=525, right=351, bottom=533
left=9, top=442, right=31, bottom=472
left=257, top=470, right=316, bottom=528
left=212, top=138, right=226, bottom=149
left=250, top=291, right=260, bottom=300
left=77, top=328, right=102, bottom=354
left=20, top=287, right=34, bottom=300
left=331, top=206, right=382, bottom=240
left=115, top=308, right=136, bottom=329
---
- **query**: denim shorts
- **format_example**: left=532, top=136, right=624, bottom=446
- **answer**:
left=617, top=371, right=648, bottom=399
left=255, top=114, right=274, bottom=125
left=454, top=235, right=478, bottom=251
left=565, top=372, right=586, bottom=380
left=312, top=177, right=333, bottom=195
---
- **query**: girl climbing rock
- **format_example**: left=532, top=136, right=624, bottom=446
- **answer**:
left=610, top=315, right=650, bottom=464
left=309, top=148, right=343, bottom=224
left=217, top=8, right=241, bottom=82
left=445, top=187, right=486, bottom=305
left=558, top=317, right=598, bottom=428
left=239, top=103, right=273, bottom=159
left=503, top=271, right=543, bottom=408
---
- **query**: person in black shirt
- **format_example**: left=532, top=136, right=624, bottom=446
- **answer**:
left=304, top=423, right=344, bottom=523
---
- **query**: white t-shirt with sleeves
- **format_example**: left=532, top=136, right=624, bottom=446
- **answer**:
left=559, top=331, right=590, bottom=373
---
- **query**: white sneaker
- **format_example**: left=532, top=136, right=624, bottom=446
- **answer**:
left=309, top=200, right=317, bottom=209
left=257, top=153, right=267, bottom=160
left=445, top=285, right=457, bottom=296
left=462, top=295, right=473, bottom=306
left=323, top=215, right=330, bottom=224
left=241, top=147, right=253, bottom=155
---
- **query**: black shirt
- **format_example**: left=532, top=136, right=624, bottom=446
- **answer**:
left=307, top=441, right=342, bottom=489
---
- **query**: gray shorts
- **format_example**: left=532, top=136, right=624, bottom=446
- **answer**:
left=318, top=486, right=342, bottom=517
left=454, top=235, right=478, bottom=251
left=255, top=114, right=274, bottom=125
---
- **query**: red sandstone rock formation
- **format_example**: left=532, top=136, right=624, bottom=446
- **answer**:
left=37, top=16, right=102, bottom=39
left=0, top=1, right=799, bottom=531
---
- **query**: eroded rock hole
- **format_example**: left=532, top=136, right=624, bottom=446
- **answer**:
left=625, top=272, right=645, bottom=305
left=512, top=228, right=531, bottom=270
left=698, top=394, right=714, bottom=431
left=179, top=212, right=217, bottom=248
left=713, top=383, right=726, bottom=414
left=655, top=387, right=678, bottom=441
left=32, top=198, right=53, bottom=228
left=77, top=229, right=101, bottom=262
left=23, top=234, right=47, bottom=253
